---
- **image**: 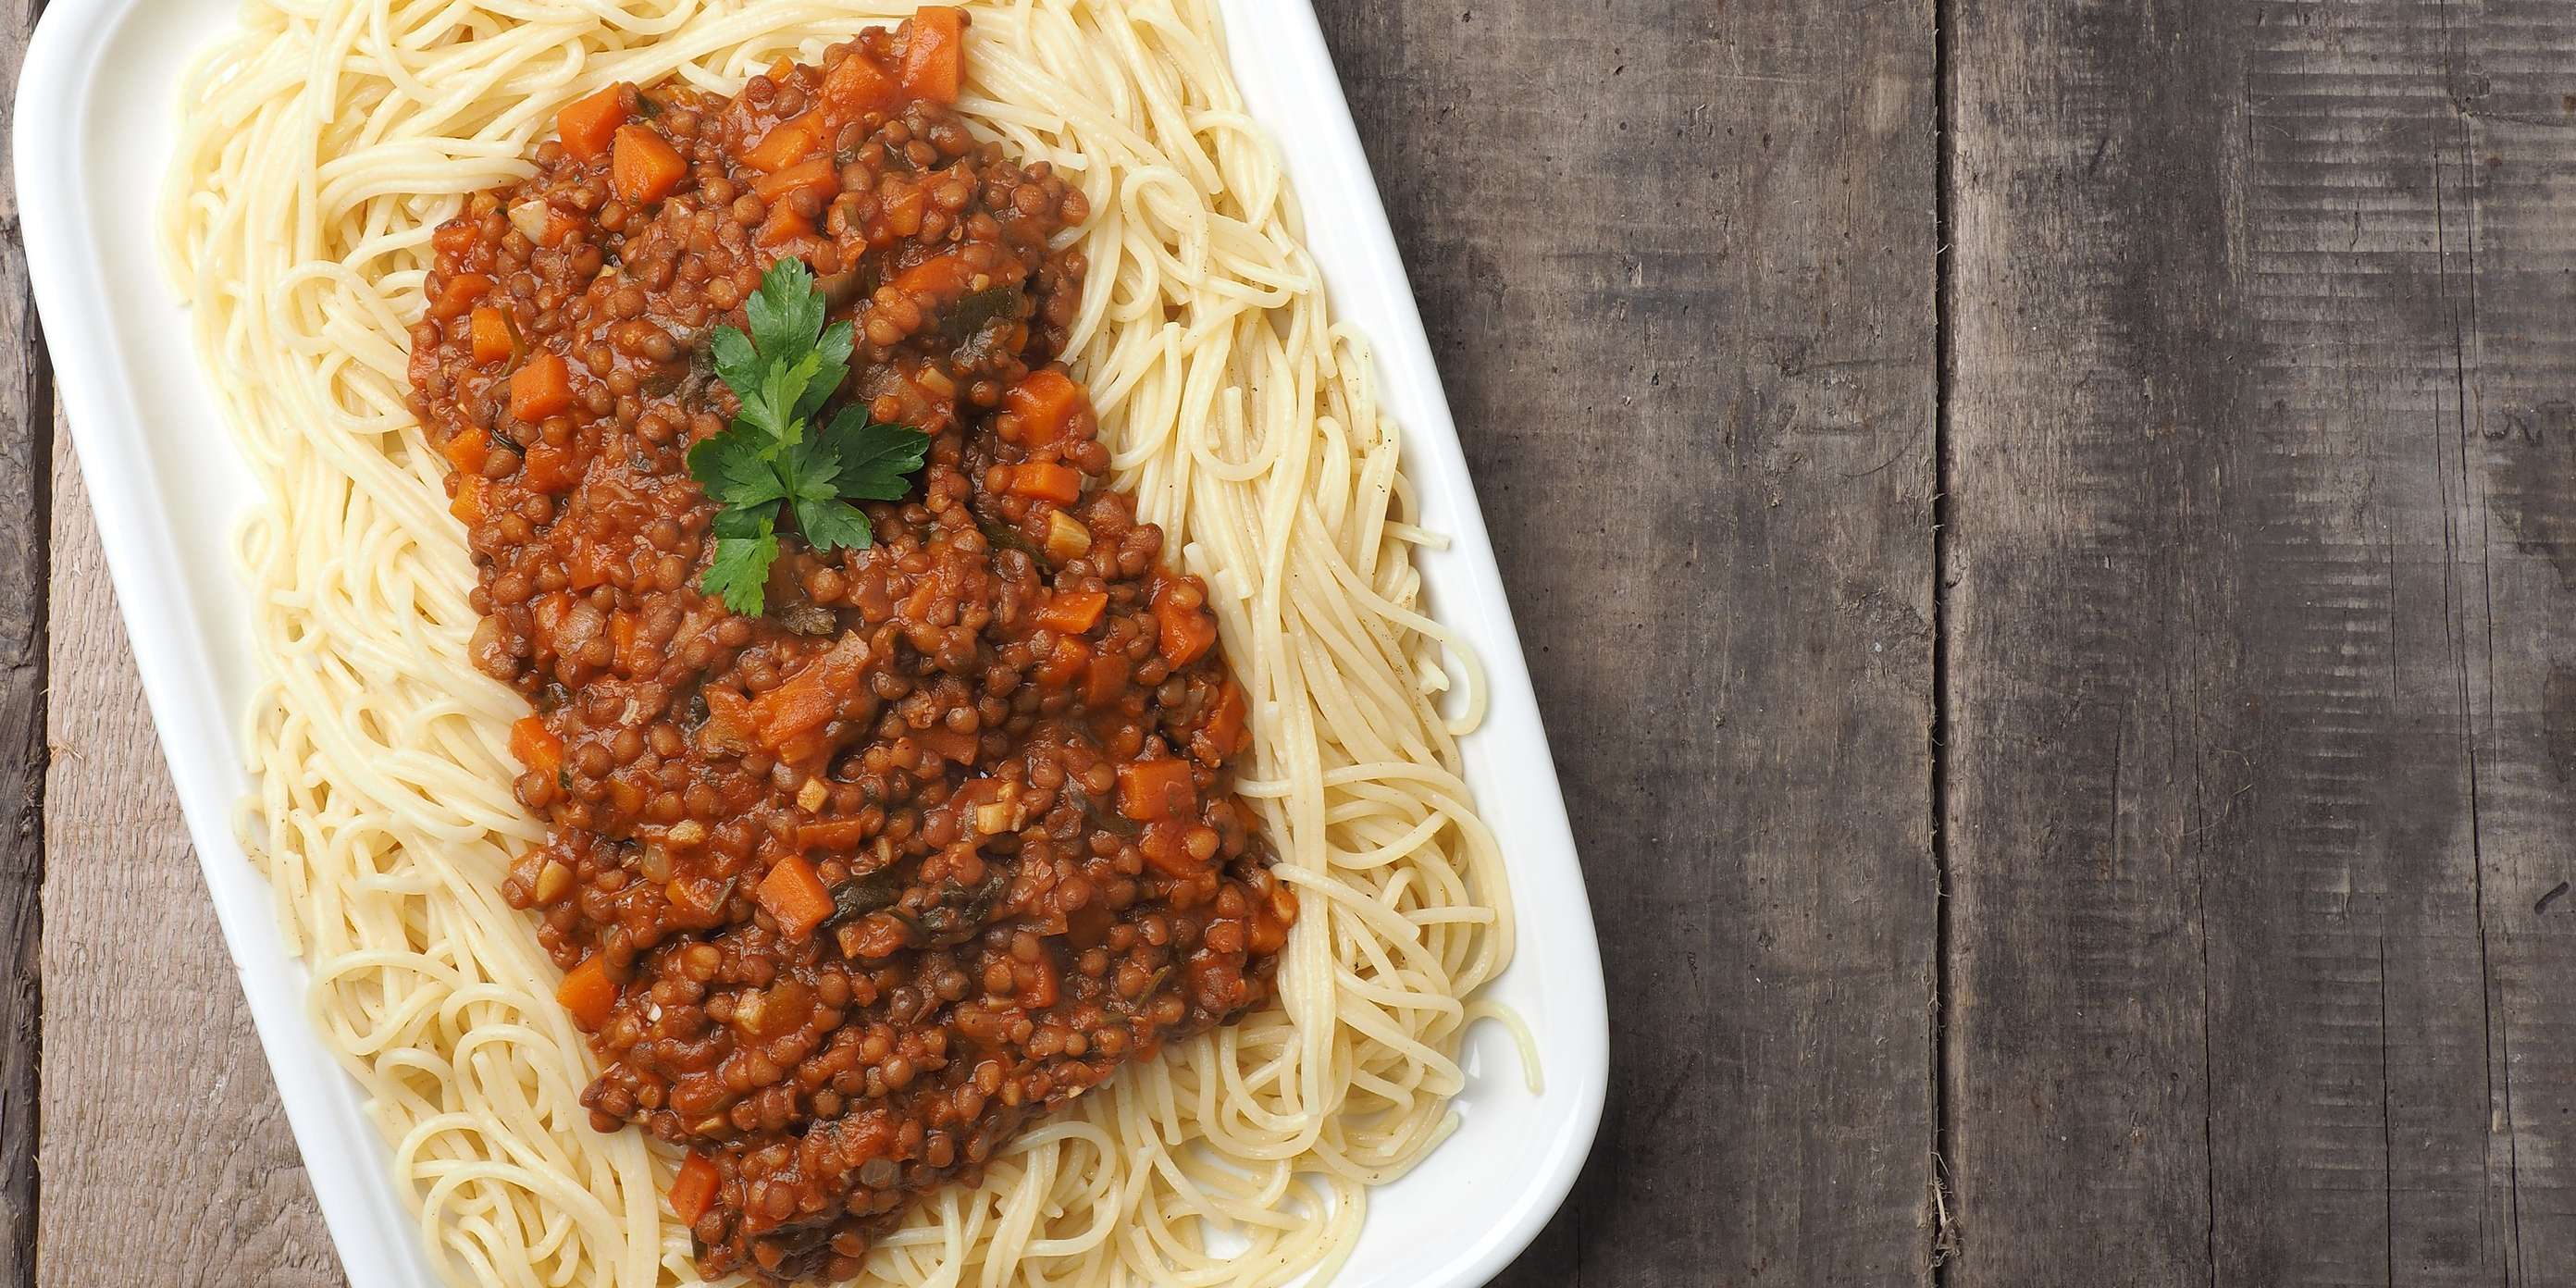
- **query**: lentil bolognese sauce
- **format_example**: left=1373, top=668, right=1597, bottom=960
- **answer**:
left=407, top=12, right=1294, bottom=1281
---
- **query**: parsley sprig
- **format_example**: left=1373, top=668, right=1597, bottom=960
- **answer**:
left=688, top=260, right=929, bottom=613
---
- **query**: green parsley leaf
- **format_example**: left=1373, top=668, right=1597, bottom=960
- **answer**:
left=702, top=508, right=780, bottom=614
left=710, top=328, right=760, bottom=397
left=746, top=259, right=824, bottom=367
left=685, top=259, right=936, bottom=614
left=797, top=322, right=855, bottom=424
left=782, top=438, right=844, bottom=502
left=687, top=433, right=787, bottom=508
left=794, top=497, right=875, bottom=553
left=817, top=410, right=931, bottom=502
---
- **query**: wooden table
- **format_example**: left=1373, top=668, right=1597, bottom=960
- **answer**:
left=12, top=0, right=2576, bottom=1283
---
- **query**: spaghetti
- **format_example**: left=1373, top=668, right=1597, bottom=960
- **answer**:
left=162, top=2, right=1511, bottom=1283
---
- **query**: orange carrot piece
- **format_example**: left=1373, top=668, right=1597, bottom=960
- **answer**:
left=1150, top=576, right=1216, bottom=668
left=1034, top=635, right=1088, bottom=687
left=751, top=156, right=838, bottom=204
left=440, top=426, right=491, bottom=477
left=1004, top=368, right=1087, bottom=448
left=744, top=111, right=830, bottom=172
left=1117, top=759, right=1195, bottom=823
left=609, top=612, right=638, bottom=672
left=523, top=441, right=583, bottom=494
left=469, top=306, right=513, bottom=365
left=899, top=6, right=968, bottom=105
left=1034, top=590, right=1108, bottom=636
left=611, top=124, right=687, bottom=206
left=539, top=207, right=583, bottom=247
left=669, top=1152, right=721, bottom=1225
left=428, top=273, right=491, bottom=321
left=700, top=687, right=756, bottom=750
left=797, top=818, right=873, bottom=851
left=509, top=351, right=574, bottom=422
left=755, top=204, right=815, bottom=249
left=1005, top=463, right=1082, bottom=505
left=450, top=476, right=489, bottom=524
left=1138, top=818, right=1200, bottom=877
left=1204, top=680, right=1248, bottom=756
left=557, top=85, right=627, bottom=164
left=1084, top=652, right=1127, bottom=709
left=755, top=680, right=836, bottom=749
left=509, top=715, right=564, bottom=776
left=756, top=855, right=835, bottom=939
left=891, top=250, right=976, bottom=302
left=823, top=48, right=901, bottom=120
left=752, top=637, right=866, bottom=749
left=556, top=954, right=617, bottom=1029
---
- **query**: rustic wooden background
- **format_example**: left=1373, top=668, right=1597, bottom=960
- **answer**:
left=10, top=0, right=2576, bottom=1283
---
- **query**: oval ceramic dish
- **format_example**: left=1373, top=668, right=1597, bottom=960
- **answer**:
left=16, top=3, right=1608, bottom=1283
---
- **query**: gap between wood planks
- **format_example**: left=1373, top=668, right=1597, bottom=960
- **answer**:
left=1928, top=0, right=1958, bottom=1276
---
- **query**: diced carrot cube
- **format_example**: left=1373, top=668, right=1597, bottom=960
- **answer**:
left=450, top=476, right=489, bottom=524
left=1150, top=575, right=1216, bottom=668
left=1004, top=368, right=1088, bottom=448
left=669, top=1152, right=721, bottom=1225
left=1138, top=818, right=1200, bottom=876
left=1034, top=590, right=1108, bottom=636
left=755, top=204, right=814, bottom=248
left=1117, top=758, right=1195, bottom=823
left=539, top=207, right=583, bottom=248
left=428, top=273, right=491, bottom=321
left=743, top=111, right=829, bottom=172
left=524, top=441, right=583, bottom=494
left=751, top=156, right=838, bottom=204
left=469, top=306, right=513, bottom=365
left=1035, top=635, right=1087, bottom=687
left=751, top=637, right=865, bottom=749
left=1204, top=680, right=1248, bottom=757
left=440, top=427, right=491, bottom=477
left=509, top=351, right=574, bottom=422
left=611, top=125, right=687, bottom=206
left=610, top=612, right=638, bottom=672
left=823, top=49, right=900, bottom=121
left=510, top=715, right=564, bottom=776
left=755, top=855, right=835, bottom=939
left=556, top=954, right=618, bottom=1029
left=557, top=85, right=627, bottom=164
left=899, top=6, right=968, bottom=105
left=797, top=818, right=872, bottom=851
left=1006, top=462, right=1082, bottom=505
left=891, top=250, right=975, bottom=302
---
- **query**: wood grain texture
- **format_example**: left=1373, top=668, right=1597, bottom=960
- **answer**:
left=1312, top=3, right=1940, bottom=1285
left=0, top=0, right=46, bottom=1276
left=1945, top=0, right=2576, bottom=1282
left=37, top=434, right=342, bottom=1286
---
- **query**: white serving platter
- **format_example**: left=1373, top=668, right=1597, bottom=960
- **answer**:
left=16, top=3, right=1608, bottom=1284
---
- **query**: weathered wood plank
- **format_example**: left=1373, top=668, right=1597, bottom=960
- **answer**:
left=2440, top=4, right=2576, bottom=1275
left=38, top=435, right=341, bottom=1285
left=1314, top=3, right=1940, bottom=1284
left=0, top=0, right=47, bottom=1274
left=1945, top=0, right=2573, bottom=1282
